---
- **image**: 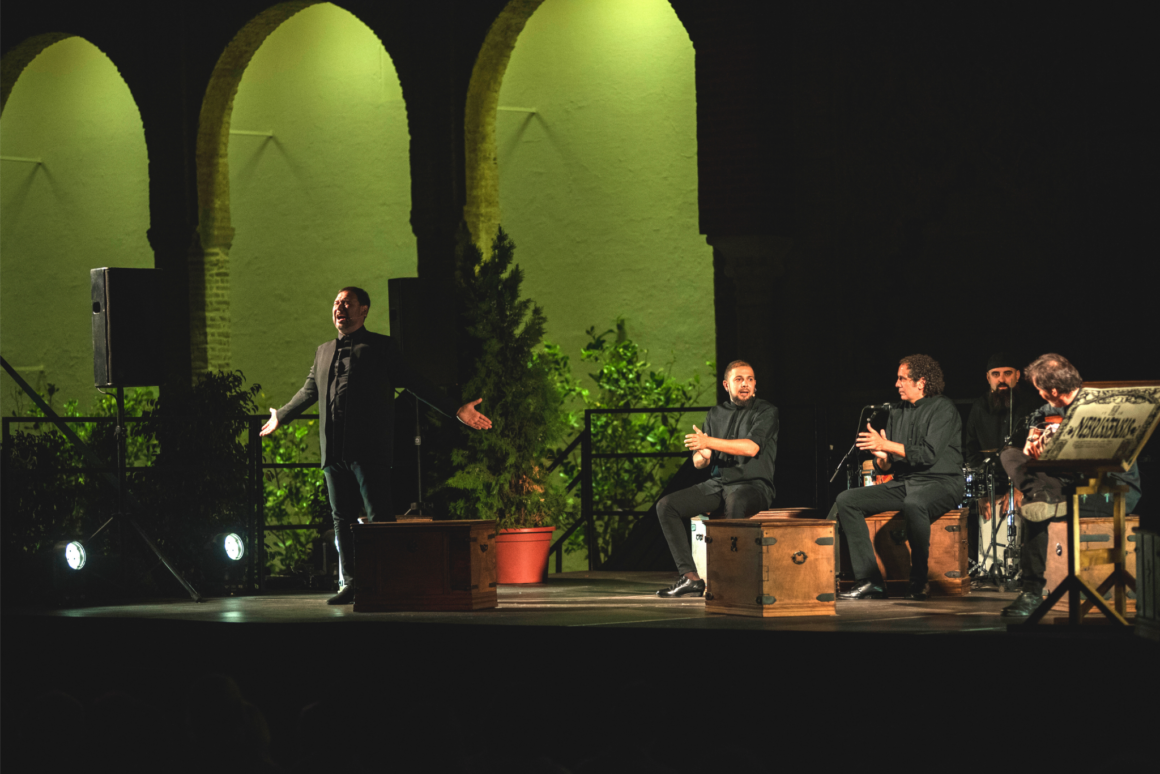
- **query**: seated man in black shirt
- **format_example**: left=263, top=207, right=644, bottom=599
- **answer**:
left=964, top=353, right=1037, bottom=561
left=654, top=361, right=779, bottom=598
left=836, top=355, right=965, bottom=601
left=965, top=353, right=1037, bottom=487
left=999, top=353, right=1143, bottom=617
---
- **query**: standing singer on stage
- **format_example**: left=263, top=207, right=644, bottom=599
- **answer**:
left=836, top=355, right=964, bottom=601
left=654, top=361, right=779, bottom=598
left=260, top=287, right=491, bottom=605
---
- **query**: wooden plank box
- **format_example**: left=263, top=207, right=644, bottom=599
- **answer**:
left=704, top=518, right=837, bottom=617
left=352, top=520, right=498, bottom=612
left=1045, top=515, right=1139, bottom=614
left=838, top=508, right=970, bottom=596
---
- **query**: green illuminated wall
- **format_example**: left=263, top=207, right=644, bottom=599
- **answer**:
left=496, top=0, right=712, bottom=384
left=0, top=37, right=152, bottom=416
left=228, top=3, right=416, bottom=404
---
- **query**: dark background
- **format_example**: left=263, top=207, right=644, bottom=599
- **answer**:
left=3, top=1, right=1154, bottom=513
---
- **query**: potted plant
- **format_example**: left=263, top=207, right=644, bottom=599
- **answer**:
left=439, top=227, right=567, bottom=583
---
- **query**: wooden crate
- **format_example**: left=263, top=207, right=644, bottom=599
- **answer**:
left=751, top=508, right=824, bottom=520
left=1045, top=515, right=1139, bottom=614
left=704, top=518, right=837, bottom=617
left=352, top=520, right=497, bottom=612
left=838, top=508, right=970, bottom=596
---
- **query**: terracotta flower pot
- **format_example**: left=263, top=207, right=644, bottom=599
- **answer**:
left=494, top=526, right=556, bottom=584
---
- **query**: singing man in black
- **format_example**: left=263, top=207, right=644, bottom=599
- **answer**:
left=836, top=354, right=964, bottom=601
left=260, top=287, right=491, bottom=605
left=654, top=360, right=779, bottom=598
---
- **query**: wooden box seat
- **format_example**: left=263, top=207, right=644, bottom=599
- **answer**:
left=838, top=508, right=971, bottom=596
left=352, top=520, right=498, bottom=612
left=704, top=517, right=837, bottom=618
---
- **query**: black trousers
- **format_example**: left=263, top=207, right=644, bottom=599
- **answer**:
left=656, top=480, right=769, bottom=576
left=322, top=459, right=393, bottom=588
left=835, top=480, right=961, bottom=585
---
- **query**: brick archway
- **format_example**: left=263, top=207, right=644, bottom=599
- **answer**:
left=194, top=2, right=316, bottom=372
left=462, top=0, right=545, bottom=254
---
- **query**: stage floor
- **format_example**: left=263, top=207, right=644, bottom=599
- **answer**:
left=14, top=571, right=1074, bottom=634
left=6, top=571, right=1154, bottom=773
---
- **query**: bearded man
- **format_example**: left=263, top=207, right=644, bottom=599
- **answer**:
left=654, top=361, right=779, bottom=598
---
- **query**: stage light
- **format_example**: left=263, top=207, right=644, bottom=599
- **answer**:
left=215, top=533, right=245, bottom=561
left=55, top=540, right=87, bottom=571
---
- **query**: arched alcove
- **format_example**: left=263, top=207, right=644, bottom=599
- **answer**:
left=196, top=2, right=416, bottom=400
left=0, top=35, right=151, bottom=415
left=465, top=0, right=712, bottom=384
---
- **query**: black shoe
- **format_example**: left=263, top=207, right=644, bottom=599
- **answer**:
left=656, top=576, right=705, bottom=598
left=905, top=582, right=929, bottom=601
left=1001, top=591, right=1043, bottom=617
left=838, top=580, right=887, bottom=600
left=327, top=584, right=356, bottom=605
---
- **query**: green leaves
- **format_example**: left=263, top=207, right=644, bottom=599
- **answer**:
left=545, top=318, right=714, bottom=564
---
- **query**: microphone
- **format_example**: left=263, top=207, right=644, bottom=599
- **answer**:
left=865, top=403, right=893, bottom=415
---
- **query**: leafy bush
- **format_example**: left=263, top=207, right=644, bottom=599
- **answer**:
left=2, top=385, right=157, bottom=598
left=541, top=319, right=714, bottom=564
left=1, top=372, right=260, bottom=599
left=259, top=407, right=329, bottom=578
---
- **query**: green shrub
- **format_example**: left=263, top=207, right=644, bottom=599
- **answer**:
left=542, top=319, right=714, bottom=564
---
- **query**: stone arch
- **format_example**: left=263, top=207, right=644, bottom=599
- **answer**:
left=463, top=0, right=545, bottom=253
left=1, top=35, right=152, bottom=413
left=196, top=1, right=413, bottom=380
left=194, top=1, right=315, bottom=371
left=0, top=33, right=74, bottom=114
left=464, top=0, right=709, bottom=389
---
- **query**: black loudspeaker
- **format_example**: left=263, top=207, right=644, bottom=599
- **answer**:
left=387, top=277, right=456, bottom=388
left=91, top=267, right=165, bottom=387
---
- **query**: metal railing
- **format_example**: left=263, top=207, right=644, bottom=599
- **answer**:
left=2, top=411, right=321, bottom=593
left=6, top=401, right=826, bottom=584
left=546, top=406, right=712, bottom=573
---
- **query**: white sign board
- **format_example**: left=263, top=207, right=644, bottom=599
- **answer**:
left=1040, top=386, right=1160, bottom=469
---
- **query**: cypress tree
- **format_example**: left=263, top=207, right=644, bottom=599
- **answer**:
left=440, top=228, right=566, bottom=527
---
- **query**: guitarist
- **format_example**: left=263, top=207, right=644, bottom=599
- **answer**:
left=999, top=353, right=1143, bottom=617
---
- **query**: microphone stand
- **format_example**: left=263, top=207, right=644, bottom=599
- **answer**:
left=829, top=407, right=870, bottom=485
left=828, top=405, right=889, bottom=485
left=402, top=392, right=427, bottom=517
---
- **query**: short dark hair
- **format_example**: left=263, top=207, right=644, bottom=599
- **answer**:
left=1026, top=353, right=1082, bottom=394
left=899, top=354, right=945, bottom=397
left=340, top=286, right=370, bottom=308
left=724, top=360, right=753, bottom=379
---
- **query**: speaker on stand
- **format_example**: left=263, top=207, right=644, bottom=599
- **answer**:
left=88, top=268, right=202, bottom=600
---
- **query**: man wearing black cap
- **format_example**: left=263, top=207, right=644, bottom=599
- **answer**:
left=965, top=354, right=1037, bottom=470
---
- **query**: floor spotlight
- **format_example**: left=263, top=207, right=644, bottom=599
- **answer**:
left=55, top=540, right=87, bottom=571
left=214, top=533, right=245, bottom=562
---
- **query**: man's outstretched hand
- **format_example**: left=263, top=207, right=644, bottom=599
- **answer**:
left=259, top=408, right=279, bottom=437
left=457, top=398, right=492, bottom=430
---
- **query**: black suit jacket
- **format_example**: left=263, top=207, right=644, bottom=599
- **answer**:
left=276, top=328, right=458, bottom=468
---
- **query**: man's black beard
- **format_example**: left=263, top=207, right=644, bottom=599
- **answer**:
left=987, top=387, right=1012, bottom=412
left=731, top=392, right=756, bottom=408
